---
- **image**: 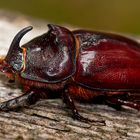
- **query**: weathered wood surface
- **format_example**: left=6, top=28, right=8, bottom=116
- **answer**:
left=0, top=11, right=140, bottom=140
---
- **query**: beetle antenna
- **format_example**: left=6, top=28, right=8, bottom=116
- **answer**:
left=5, top=26, right=33, bottom=60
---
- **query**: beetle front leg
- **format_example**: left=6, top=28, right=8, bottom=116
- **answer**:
left=62, top=89, right=105, bottom=124
left=0, top=90, right=41, bottom=111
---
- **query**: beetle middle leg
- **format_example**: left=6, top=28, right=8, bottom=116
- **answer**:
left=0, top=90, right=45, bottom=111
left=62, top=89, right=105, bottom=124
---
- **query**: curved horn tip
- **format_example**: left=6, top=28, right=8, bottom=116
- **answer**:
left=27, top=26, right=33, bottom=30
left=5, top=26, right=33, bottom=61
left=15, top=26, right=33, bottom=39
left=23, top=26, right=33, bottom=31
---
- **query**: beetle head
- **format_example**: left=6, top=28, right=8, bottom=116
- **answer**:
left=0, top=26, right=32, bottom=79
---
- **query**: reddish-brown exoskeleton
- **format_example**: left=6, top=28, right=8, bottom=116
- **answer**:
left=0, top=24, right=140, bottom=123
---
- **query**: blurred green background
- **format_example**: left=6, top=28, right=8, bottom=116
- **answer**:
left=0, top=0, right=140, bottom=34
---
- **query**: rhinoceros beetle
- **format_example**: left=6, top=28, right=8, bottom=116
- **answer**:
left=0, top=24, right=140, bottom=123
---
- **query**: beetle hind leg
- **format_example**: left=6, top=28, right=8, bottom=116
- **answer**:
left=106, top=93, right=140, bottom=111
left=62, top=89, right=105, bottom=124
left=0, top=90, right=41, bottom=111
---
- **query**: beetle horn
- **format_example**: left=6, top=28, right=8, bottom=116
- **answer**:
left=5, top=26, right=33, bottom=60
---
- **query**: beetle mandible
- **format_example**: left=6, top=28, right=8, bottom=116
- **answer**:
left=0, top=24, right=140, bottom=123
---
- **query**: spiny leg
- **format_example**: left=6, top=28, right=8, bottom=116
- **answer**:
left=0, top=90, right=42, bottom=111
left=106, top=97, right=140, bottom=111
left=62, top=89, right=105, bottom=124
left=115, top=99, right=140, bottom=110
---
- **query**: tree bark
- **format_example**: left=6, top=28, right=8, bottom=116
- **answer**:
left=0, top=10, right=140, bottom=140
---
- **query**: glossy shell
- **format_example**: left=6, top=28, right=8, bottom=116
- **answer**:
left=21, top=25, right=76, bottom=83
left=73, top=30, right=140, bottom=91
left=3, top=25, right=140, bottom=91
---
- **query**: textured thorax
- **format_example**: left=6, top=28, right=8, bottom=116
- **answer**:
left=20, top=25, right=76, bottom=83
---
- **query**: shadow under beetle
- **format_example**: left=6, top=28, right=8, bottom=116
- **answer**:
left=0, top=24, right=140, bottom=123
